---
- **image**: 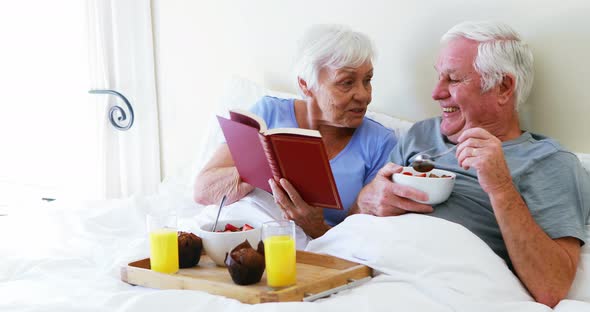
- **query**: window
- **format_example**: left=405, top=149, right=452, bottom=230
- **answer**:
left=0, top=0, right=100, bottom=209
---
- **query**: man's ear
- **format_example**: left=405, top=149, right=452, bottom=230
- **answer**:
left=498, top=74, right=516, bottom=106
left=298, top=77, right=313, bottom=97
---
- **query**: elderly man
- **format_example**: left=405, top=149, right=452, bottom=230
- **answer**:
left=353, top=21, right=590, bottom=307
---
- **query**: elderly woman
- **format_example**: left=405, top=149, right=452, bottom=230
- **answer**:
left=194, top=24, right=396, bottom=238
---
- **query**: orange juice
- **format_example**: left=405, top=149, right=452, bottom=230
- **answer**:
left=264, top=235, right=296, bottom=288
left=149, top=228, right=179, bottom=274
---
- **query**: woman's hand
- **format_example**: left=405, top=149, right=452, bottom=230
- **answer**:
left=268, top=178, right=331, bottom=238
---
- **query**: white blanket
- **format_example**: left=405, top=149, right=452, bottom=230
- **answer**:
left=1, top=193, right=588, bottom=312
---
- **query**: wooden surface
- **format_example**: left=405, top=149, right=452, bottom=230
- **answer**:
left=121, top=250, right=372, bottom=304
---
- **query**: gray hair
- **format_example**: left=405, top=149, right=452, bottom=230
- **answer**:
left=441, top=21, right=534, bottom=111
left=293, top=24, right=375, bottom=93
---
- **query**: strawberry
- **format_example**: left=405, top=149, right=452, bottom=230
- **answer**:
left=402, top=172, right=413, bottom=176
left=242, top=224, right=254, bottom=231
left=224, top=223, right=240, bottom=232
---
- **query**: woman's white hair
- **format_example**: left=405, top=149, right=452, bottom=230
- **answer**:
left=442, top=21, right=534, bottom=111
left=293, top=24, right=375, bottom=93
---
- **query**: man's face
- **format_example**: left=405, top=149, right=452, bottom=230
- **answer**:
left=432, top=37, right=501, bottom=142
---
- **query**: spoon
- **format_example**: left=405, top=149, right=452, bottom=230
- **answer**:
left=411, top=146, right=457, bottom=173
left=211, top=194, right=228, bottom=232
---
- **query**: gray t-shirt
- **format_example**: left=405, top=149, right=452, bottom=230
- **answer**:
left=390, top=117, right=590, bottom=265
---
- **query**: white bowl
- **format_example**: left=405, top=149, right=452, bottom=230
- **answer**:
left=198, top=219, right=261, bottom=266
left=392, top=167, right=456, bottom=205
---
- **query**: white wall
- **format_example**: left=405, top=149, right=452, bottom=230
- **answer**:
left=152, top=0, right=590, bottom=179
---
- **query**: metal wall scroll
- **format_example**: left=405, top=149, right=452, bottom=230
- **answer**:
left=88, top=89, right=135, bottom=131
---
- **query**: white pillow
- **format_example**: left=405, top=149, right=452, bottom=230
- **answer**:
left=186, top=76, right=300, bottom=185
left=365, top=110, right=414, bottom=138
left=568, top=224, right=590, bottom=301
left=568, top=153, right=590, bottom=301
left=577, top=153, right=590, bottom=175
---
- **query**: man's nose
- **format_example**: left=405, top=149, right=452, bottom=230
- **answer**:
left=432, top=80, right=450, bottom=100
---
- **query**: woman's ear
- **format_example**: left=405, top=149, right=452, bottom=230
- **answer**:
left=298, top=77, right=313, bottom=97
left=498, top=74, right=516, bottom=106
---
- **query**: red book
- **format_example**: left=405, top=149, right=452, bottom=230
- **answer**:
left=217, top=109, right=343, bottom=209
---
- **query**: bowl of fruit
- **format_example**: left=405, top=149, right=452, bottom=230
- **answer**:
left=198, top=219, right=261, bottom=266
left=392, top=167, right=456, bottom=205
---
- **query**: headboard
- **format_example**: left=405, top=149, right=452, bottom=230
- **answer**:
left=151, top=0, right=590, bottom=178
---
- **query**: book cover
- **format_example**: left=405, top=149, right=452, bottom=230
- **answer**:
left=217, top=110, right=343, bottom=209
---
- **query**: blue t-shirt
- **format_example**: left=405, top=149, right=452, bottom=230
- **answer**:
left=251, top=96, right=397, bottom=226
left=390, top=117, right=590, bottom=265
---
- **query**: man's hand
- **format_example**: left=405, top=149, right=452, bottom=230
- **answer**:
left=355, top=162, right=433, bottom=216
left=456, top=127, right=514, bottom=194
left=268, top=178, right=330, bottom=238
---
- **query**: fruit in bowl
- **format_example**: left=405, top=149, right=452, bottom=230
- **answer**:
left=392, top=167, right=456, bottom=205
left=198, top=219, right=261, bottom=266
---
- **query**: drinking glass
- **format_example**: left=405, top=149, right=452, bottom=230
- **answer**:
left=261, top=220, right=296, bottom=288
left=147, top=214, right=179, bottom=274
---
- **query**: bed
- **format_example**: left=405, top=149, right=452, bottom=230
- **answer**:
left=1, top=77, right=589, bottom=312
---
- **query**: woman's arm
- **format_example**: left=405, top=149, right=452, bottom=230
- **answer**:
left=193, top=144, right=255, bottom=206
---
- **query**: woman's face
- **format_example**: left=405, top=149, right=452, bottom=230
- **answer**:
left=310, top=61, right=373, bottom=128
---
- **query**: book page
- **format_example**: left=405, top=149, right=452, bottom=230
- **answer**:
left=229, top=108, right=268, bottom=133
left=264, top=127, right=321, bottom=138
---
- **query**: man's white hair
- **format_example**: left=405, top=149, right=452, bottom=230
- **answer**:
left=293, top=24, right=375, bottom=93
left=442, top=21, right=534, bottom=111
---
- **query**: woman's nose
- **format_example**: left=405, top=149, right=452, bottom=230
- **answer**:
left=354, top=83, right=371, bottom=103
left=432, top=80, right=450, bottom=100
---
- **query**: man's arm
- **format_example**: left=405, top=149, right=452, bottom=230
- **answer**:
left=489, top=185, right=580, bottom=307
left=457, top=128, right=580, bottom=308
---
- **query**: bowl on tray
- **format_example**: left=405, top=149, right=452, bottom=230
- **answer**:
left=198, top=219, right=261, bottom=266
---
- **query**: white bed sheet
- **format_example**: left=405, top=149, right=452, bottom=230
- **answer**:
left=1, top=188, right=589, bottom=312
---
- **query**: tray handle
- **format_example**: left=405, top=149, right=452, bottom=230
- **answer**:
left=302, top=276, right=372, bottom=302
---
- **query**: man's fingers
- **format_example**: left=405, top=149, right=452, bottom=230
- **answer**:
left=460, top=137, right=486, bottom=149
left=377, top=162, right=404, bottom=178
left=398, top=199, right=434, bottom=213
left=391, top=183, right=428, bottom=202
left=389, top=184, right=433, bottom=213
left=457, top=127, right=493, bottom=142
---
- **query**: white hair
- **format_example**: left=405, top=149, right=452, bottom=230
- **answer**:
left=293, top=24, right=375, bottom=93
left=442, top=21, right=534, bottom=111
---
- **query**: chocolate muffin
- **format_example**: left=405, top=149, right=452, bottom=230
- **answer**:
left=177, top=231, right=203, bottom=268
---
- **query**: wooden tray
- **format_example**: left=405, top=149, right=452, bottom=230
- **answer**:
left=121, top=250, right=372, bottom=303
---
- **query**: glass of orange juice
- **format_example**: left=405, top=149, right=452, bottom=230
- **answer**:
left=262, top=220, right=296, bottom=289
left=147, top=214, right=179, bottom=274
